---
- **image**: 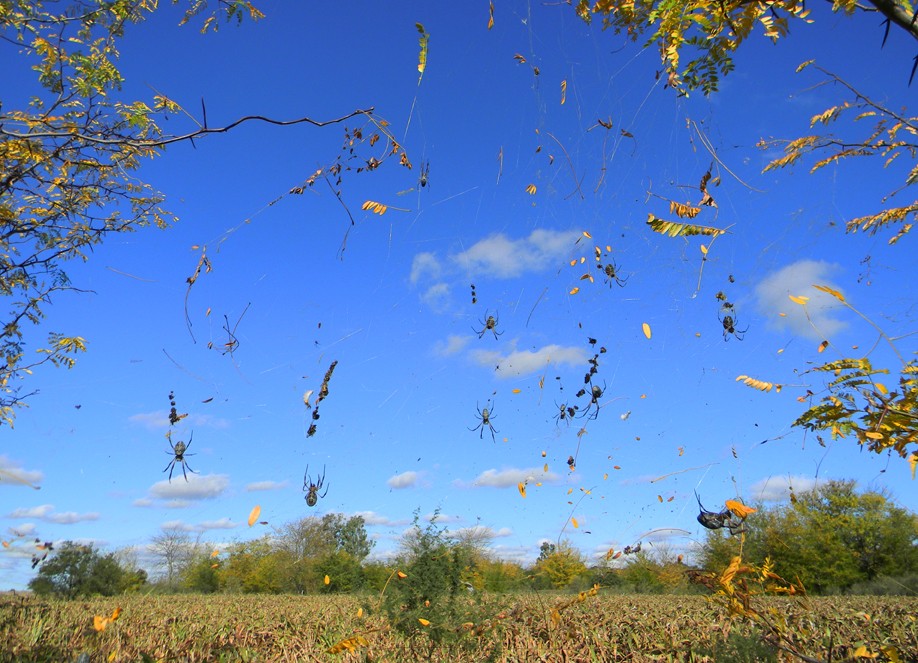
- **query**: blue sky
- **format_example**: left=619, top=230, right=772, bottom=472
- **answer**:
left=2, top=2, right=916, bottom=588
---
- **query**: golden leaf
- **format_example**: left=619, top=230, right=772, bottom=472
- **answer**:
left=248, top=505, right=261, bottom=527
left=788, top=294, right=809, bottom=305
left=876, top=383, right=888, bottom=395
left=700, top=244, right=708, bottom=255
left=569, top=287, right=580, bottom=295
left=550, top=609, right=561, bottom=626
left=324, top=574, right=331, bottom=585
left=513, top=53, right=526, bottom=64
left=657, top=495, right=663, bottom=503
left=812, top=284, right=845, bottom=302
left=642, top=322, right=652, bottom=339
left=603, top=473, right=608, bottom=480
left=211, top=563, right=218, bottom=568
left=512, top=388, right=521, bottom=394
left=488, top=1, right=494, bottom=29
left=416, top=23, right=429, bottom=77
left=571, top=517, right=579, bottom=528
left=543, top=463, right=549, bottom=472
left=614, top=465, right=621, bottom=470
left=518, top=482, right=527, bottom=498
left=211, top=549, right=219, bottom=557
left=909, top=453, right=917, bottom=480
left=646, top=213, right=725, bottom=237
left=93, top=615, right=108, bottom=632
left=725, top=500, right=757, bottom=519
left=397, top=571, right=407, bottom=578
left=111, top=607, right=121, bottom=621
left=735, top=375, right=780, bottom=393
left=418, top=618, right=431, bottom=626
left=817, top=340, right=829, bottom=353
left=560, top=79, right=567, bottom=105
left=864, top=431, right=884, bottom=440
left=526, top=183, right=537, bottom=195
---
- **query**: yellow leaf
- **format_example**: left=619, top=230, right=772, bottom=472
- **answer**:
left=603, top=473, right=608, bottom=480
left=817, top=340, right=829, bottom=353
left=324, top=574, right=331, bottom=585
left=543, top=463, right=549, bottom=472
left=876, top=383, right=888, bottom=395
left=488, top=1, right=494, bottom=29
left=569, top=287, right=580, bottom=295
left=248, top=505, right=261, bottom=527
left=700, top=244, right=708, bottom=255
left=725, top=500, right=757, bottom=519
left=909, top=453, right=917, bottom=480
left=418, top=618, right=431, bottom=626
left=93, top=615, right=108, bottom=632
left=211, top=563, right=218, bottom=568
left=864, top=431, right=884, bottom=440
left=526, top=183, right=537, bottom=195
left=657, top=495, right=663, bottom=503
left=812, top=284, right=845, bottom=302
left=416, top=23, right=429, bottom=78
left=211, top=549, right=219, bottom=557
left=852, top=645, right=877, bottom=659
left=572, top=517, right=579, bottom=528
left=788, top=294, right=809, bottom=305
left=518, top=482, right=527, bottom=498
left=111, top=607, right=121, bottom=621
left=397, top=571, right=407, bottom=578
left=560, top=79, right=567, bottom=105
left=512, top=388, right=521, bottom=394
left=108, top=652, right=116, bottom=662
left=357, top=607, right=364, bottom=617
left=642, top=322, right=651, bottom=339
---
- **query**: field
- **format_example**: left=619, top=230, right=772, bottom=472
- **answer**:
left=1, top=592, right=916, bottom=662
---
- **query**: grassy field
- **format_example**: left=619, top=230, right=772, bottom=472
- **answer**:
left=1, top=592, right=915, bottom=662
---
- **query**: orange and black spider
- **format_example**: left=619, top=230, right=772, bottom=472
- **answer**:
left=164, top=432, right=198, bottom=483
left=303, top=465, right=329, bottom=507
left=474, top=311, right=503, bottom=339
left=469, top=402, right=498, bottom=442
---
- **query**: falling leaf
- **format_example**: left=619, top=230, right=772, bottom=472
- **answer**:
left=569, top=287, right=580, bottom=295
left=93, top=615, right=109, bottom=632
left=303, top=390, right=314, bottom=407
left=788, top=294, right=810, bottom=305
left=571, top=517, right=579, bottom=528
left=550, top=608, right=561, bottom=626
left=416, top=23, right=429, bottom=79
left=512, top=388, right=521, bottom=394
left=487, top=1, right=494, bottom=29
left=603, top=473, right=608, bottom=480
left=642, top=322, right=652, bottom=339
left=725, top=500, right=757, bottom=519
left=560, top=79, right=567, bottom=105
left=397, top=571, right=407, bottom=579
left=357, top=607, right=364, bottom=618
left=518, top=482, right=527, bottom=498
left=324, top=574, right=331, bottom=585
left=211, top=563, right=218, bottom=568
left=700, top=244, right=708, bottom=255
left=541, top=450, right=547, bottom=457
left=418, top=618, right=431, bottom=626
left=864, top=431, right=884, bottom=440
left=817, top=340, right=829, bottom=353
left=543, top=463, right=549, bottom=472
left=678, top=447, right=684, bottom=456
left=813, top=284, right=845, bottom=302
left=248, top=505, right=261, bottom=527
left=613, top=465, right=621, bottom=470
left=582, top=230, right=592, bottom=239
left=513, top=53, right=527, bottom=64
left=620, top=410, right=631, bottom=421
left=667, top=496, right=675, bottom=502
left=567, top=487, right=574, bottom=495
left=201, top=397, right=213, bottom=403
left=361, top=200, right=388, bottom=215
left=909, top=453, right=917, bottom=480
left=526, top=183, right=537, bottom=195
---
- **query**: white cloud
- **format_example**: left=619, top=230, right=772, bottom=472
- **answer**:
left=164, top=499, right=193, bottom=509
left=8, top=504, right=97, bottom=524
left=46, top=511, right=99, bottom=525
left=159, top=520, right=196, bottom=532
left=465, top=467, right=560, bottom=488
left=7, top=523, right=37, bottom=537
left=387, top=471, right=420, bottom=490
left=433, top=334, right=471, bottom=357
left=198, top=518, right=239, bottom=530
left=421, top=283, right=450, bottom=311
left=453, top=525, right=513, bottom=540
left=352, top=511, right=410, bottom=527
left=452, top=229, right=580, bottom=278
left=470, top=344, right=587, bottom=378
left=149, top=474, right=230, bottom=500
left=410, top=252, right=442, bottom=284
left=132, top=498, right=154, bottom=507
left=246, top=480, right=288, bottom=492
left=755, top=260, right=848, bottom=340
left=8, top=505, right=54, bottom=519
left=751, top=475, right=825, bottom=502
left=0, top=456, right=43, bottom=488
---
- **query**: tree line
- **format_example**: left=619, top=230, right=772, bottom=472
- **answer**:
left=27, top=482, right=917, bottom=598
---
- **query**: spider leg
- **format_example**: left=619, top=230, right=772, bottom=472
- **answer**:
left=320, top=483, right=329, bottom=498
left=180, top=461, right=189, bottom=482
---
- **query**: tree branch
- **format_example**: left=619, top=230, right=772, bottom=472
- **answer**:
left=867, top=0, right=918, bottom=42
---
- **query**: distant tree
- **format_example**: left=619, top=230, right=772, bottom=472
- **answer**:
left=317, top=550, right=365, bottom=593
left=148, top=527, right=194, bottom=588
left=182, top=555, right=220, bottom=594
left=324, top=513, right=375, bottom=561
left=533, top=539, right=587, bottom=589
left=617, top=547, right=689, bottom=594
left=28, top=542, right=125, bottom=598
left=700, top=480, right=918, bottom=593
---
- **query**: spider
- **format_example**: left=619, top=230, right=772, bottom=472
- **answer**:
left=163, top=432, right=197, bottom=483
left=469, top=402, right=498, bottom=442
left=419, top=161, right=430, bottom=188
left=598, top=260, right=629, bottom=288
left=473, top=311, right=503, bottom=339
left=719, top=311, right=748, bottom=341
left=553, top=401, right=578, bottom=426
left=579, top=381, right=606, bottom=420
left=694, top=491, right=746, bottom=536
left=303, top=465, right=329, bottom=507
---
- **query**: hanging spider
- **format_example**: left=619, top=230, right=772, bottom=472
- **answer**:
left=598, top=260, right=629, bottom=288
left=719, top=310, right=748, bottom=341
left=554, top=401, right=578, bottom=426
left=469, top=402, right=498, bottom=442
left=473, top=311, right=503, bottom=339
left=419, top=161, right=430, bottom=188
left=163, top=432, right=197, bottom=483
left=579, top=381, right=606, bottom=420
left=303, top=465, right=329, bottom=507
left=694, top=491, right=746, bottom=535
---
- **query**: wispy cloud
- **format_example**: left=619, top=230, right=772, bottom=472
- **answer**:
left=149, top=474, right=230, bottom=500
left=453, top=525, right=513, bottom=540
left=245, top=480, right=288, bottom=492
left=755, top=261, right=847, bottom=340
left=352, top=511, right=410, bottom=527
left=470, top=344, right=587, bottom=378
left=420, top=283, right=451, bottom=311
left=461, top=466, right=560, bottom=488
left=129, top=411, right=230, bottom=431
left=198, top=518, right=239, bottom=530
left=452, top=229, right=580, bottom=278
left=7, top=504, right=98, bottom=524
left=433, top=334, right=471, bottom=357
left=750, top=475, right=825, bottom=502
left=387, top=471, right=421, bottom=489
left=410, top=252, right=442, bottom=284
left=0, top=456, right=43, bottom=488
